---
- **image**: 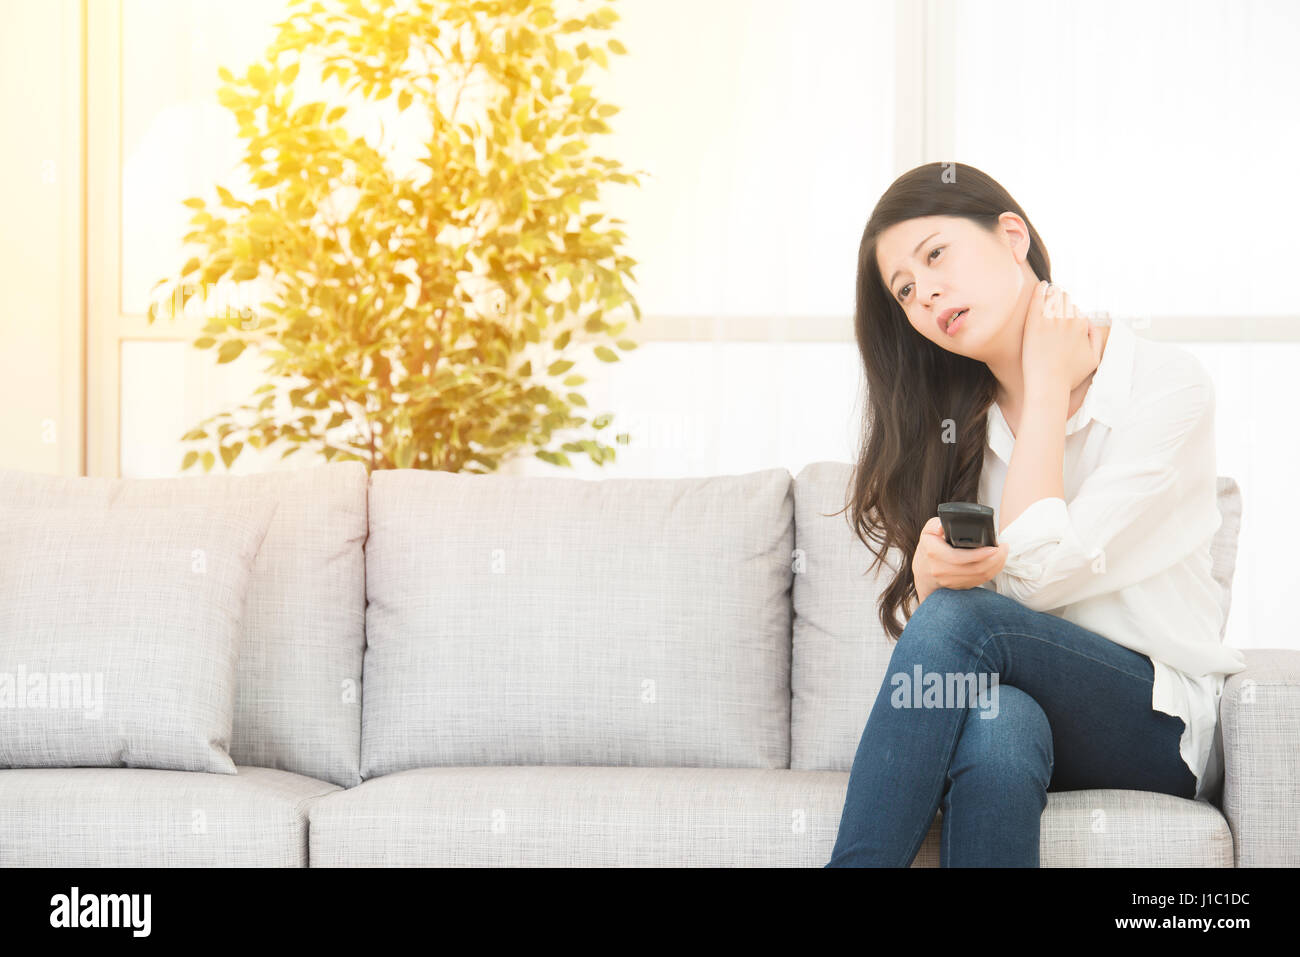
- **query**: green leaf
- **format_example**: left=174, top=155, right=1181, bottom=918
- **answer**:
left=593, top=345, right=618, bottom=362
left=217, top=340, right=247, bottom=364
left=193, top=337, right=216, bottom=349
left=201, top=450, right=215, bottom=472
left=219, top=442, right=243, bottom=468
left=536, top=449, right=573, bottom=467
left=181, top=450, right=199, bottom=470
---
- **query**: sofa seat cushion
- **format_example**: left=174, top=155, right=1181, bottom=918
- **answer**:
left=0, top=766, right=339, bottom=866
left=1032, top=788, right=1234, bottom=867
left=307, top=766, right=1232, bottom=866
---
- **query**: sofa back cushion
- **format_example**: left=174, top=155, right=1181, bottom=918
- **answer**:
left=360, top=467, right=794, bottom=778
left=1210, top=476, right=1242, bottom=641
left=789, top=461, right=1244, bottom=772
left=0, top=463, right=368, bottom=787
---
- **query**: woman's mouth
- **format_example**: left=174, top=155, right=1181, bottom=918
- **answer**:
left=944, top=307, right=970, bottom=335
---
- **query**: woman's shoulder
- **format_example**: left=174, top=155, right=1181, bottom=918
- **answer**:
left=1127, top=326, right=1215, bottom=399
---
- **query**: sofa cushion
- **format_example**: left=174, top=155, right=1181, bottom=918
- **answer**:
left=1210, top=477, right=1242, bottom=641
left=0, top=500, right=276, bottom=773
left=0, top=766, right=339, bottom=866
left=306, top=765, right=1232, bottom=866
left=360, top=467, right=793, bottom=777
left=788, top=461, right=1244, bottom=772
left=0, top=463, right=368, bottom=788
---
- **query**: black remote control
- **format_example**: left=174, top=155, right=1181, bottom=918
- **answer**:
left=938, top=502, right=998, bottom=548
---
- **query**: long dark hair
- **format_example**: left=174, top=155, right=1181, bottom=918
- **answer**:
left=833, top=162, right=1053, bottom=641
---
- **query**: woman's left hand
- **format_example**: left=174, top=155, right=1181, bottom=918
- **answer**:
left=1022, top=280, right=1105, bottom=395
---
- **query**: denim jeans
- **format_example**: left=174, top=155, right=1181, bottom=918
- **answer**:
left=824, top=586, right=1198, bottom=867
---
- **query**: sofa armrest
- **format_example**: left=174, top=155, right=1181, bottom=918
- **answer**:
left=1220, top=648, right=1300, bottom=866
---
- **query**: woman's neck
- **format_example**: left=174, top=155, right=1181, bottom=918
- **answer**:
left=994, top=323, right=1111, bottom=432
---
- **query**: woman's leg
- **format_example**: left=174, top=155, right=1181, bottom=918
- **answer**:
left=939, top=685, right=1054, bottom=867
left=824, top=586, right=1196, bottom=867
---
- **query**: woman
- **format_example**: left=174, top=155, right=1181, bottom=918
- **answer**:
left=824, top=162, right=1247, bottom=867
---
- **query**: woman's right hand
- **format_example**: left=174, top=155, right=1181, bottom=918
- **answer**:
left=912, top=516, right=1008, bottom=602
left=1022, top=280, right=1103, bottom=395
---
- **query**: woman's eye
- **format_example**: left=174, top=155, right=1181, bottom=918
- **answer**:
left=897, top=246, right=944, bottom=302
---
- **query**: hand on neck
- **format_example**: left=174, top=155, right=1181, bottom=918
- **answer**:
left=995, top=322, right=1110, bottom=426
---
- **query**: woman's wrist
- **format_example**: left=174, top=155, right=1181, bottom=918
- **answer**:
left=1023, top=376, right=1071, bottom=403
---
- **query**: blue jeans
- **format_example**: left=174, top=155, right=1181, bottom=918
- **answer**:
left=824, top=586, right=1198, bottom=867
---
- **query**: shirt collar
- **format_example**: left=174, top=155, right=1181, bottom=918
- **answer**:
left=986, top=318, right=1137, bottom=465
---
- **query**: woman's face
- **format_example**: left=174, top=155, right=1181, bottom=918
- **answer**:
left=874, top=213, right=1037, bottom=357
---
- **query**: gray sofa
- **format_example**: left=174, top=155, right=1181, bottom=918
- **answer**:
left=0, top=460, right=1294, bottom=867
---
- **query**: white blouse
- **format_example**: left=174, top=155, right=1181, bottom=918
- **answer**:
left=976, top=317, right=1247, bottom=802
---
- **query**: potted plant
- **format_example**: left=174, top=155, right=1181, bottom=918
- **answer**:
left=148, top=0, right=645, bottom=473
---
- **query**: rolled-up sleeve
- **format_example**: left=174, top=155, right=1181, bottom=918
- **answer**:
left=990, top=361, right=1221, bottom=612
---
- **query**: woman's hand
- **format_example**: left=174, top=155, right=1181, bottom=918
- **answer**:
left=912, top=516, right=1008, bottom=602
left=1022, top=280, right=1105, bottom=395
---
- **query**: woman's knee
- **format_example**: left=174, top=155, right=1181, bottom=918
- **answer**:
left=906, top=585, right=998, bottom=626
left=898, top=586, right=998, bottom=655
